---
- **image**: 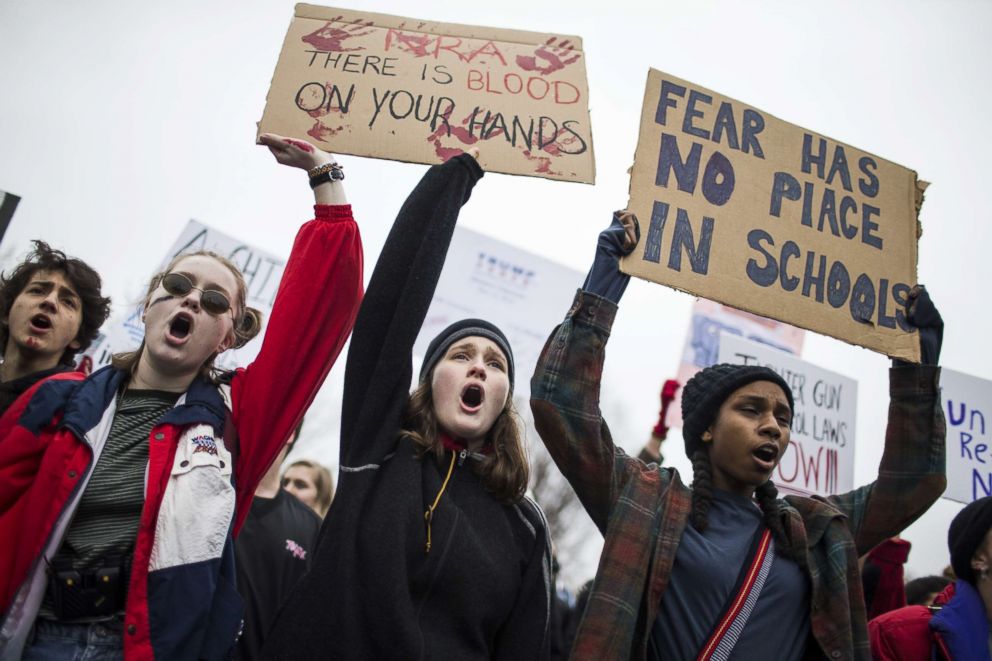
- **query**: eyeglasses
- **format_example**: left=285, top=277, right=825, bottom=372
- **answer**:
left=160, top=272, right=233, bottom=316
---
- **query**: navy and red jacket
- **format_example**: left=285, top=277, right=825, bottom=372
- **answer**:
left=0, top=205, right=363, bottom=660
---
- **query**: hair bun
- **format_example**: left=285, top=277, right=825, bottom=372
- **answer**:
left=234, top=307, right=264, bottom=348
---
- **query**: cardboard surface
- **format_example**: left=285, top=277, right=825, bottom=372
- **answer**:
left=718, top=334, right=856, bottom=497
left=622, top=69, right=924, bottom=361
left=413, top=226, right=582, bottom=399
left=81, top=220, right=286, bottom=372
left=941, top=368, right=992, bottom=504
left=259, top=4, right=595, bottom=183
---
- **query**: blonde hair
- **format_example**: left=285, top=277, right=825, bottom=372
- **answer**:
left=111, top=250, right=263, bottom=381
left=284, top=459, right=334, bottom=517
left=400, top=381, right=528, bottom=503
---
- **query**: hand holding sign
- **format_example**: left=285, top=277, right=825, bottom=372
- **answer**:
left=259, top=132, right=336, bottom=171
left=581, top=210, right=641, bottom=303
left=900, top=285, right=944, bottom=366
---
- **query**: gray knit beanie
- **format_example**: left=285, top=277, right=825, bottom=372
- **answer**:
left=419, top=319, right=514, bottom=392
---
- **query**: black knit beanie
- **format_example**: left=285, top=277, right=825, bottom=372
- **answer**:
left=681, top=363, right=795, bottom=459
left=948, top=496, right=992, bottom=584
left=419, top=319, right=515, bottom=392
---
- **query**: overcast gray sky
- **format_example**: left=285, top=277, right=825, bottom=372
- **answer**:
left=1, top=0, right=988, bottom=585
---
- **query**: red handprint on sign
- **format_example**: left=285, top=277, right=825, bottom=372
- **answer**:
left=515, top=37, right=581, bottom=76
left=302, top=17, right=374, bottom=52
left=426, top=107, right=504, bottom=161
left=307, top=119, right=344, bottom=143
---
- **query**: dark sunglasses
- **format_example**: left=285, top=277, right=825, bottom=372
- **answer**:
left=160, top=272, right=233, bottom=316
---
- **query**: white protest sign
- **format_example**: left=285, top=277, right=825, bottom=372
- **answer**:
left=666, top=298, right=805, bottom=429
left=718, top=333, right=856, bottom=497
left=82, top=220, right=286, bottom=372
left=414, top=226, right=582, bottom=399
left=941, top=368, right=992, bottom=504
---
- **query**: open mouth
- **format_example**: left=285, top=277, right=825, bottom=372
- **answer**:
left=168, top=314, right=193, bottom=340
left=752, top=444, right=779, bottom=465
left=29, top=314, right=52, bottom=331
left=460, top=384, right=484, bottom=411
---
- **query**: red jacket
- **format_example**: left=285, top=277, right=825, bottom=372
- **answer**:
left=869, top=581, right=991, bottom=661
left=0, top=206, right=362, bottom=660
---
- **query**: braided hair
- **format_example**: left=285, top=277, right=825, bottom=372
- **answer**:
left=689, top=449, right=805, bottom=566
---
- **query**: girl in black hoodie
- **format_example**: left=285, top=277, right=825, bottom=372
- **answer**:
left=264, top=151, right=552, bottom=660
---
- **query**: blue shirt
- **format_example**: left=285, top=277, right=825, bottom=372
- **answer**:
left=650, top=489, right=810, bottom=660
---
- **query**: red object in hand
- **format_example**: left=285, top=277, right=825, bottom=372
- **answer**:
left=652, top=379, right=680, bottom=439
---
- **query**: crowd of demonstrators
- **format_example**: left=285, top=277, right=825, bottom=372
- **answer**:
left=0, top=241, right=110, bottom=415
left=262, top=150, right=553, bottom=660
left=0, top=134, right=363, bottom=660
left=234, top=424, right=322, bottom=661
left=0, top=143, right=968, bottom=661
left=529, top=210, right=947, bottom=660
left=869, top=496, right=992, bottom=660
left=281, top=458, right=334, bottom=518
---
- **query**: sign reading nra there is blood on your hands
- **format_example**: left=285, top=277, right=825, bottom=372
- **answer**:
left=259, top=4, right=596, bottom=184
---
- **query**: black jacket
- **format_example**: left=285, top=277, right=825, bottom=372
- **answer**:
left=0, top=364, right=72, bottom=416
left=263, top=155, right=552, bottom=660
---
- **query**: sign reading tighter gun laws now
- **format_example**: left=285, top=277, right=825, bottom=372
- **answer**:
left=259, top=4, right=595, bottom=183
left=622, top=69, right=927, bottom=361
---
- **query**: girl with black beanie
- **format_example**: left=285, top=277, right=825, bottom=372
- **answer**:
left=263, top=151, right=551, bottom=660
left=530, top=212, right=946, bottom=660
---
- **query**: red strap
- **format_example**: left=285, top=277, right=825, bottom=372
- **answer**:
left=696, top=528, right=773, bottom=661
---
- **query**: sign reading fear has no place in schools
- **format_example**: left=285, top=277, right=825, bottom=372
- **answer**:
left=622, top=69, right=927, bottom=361
left=259, top=4, right=595, bottom=183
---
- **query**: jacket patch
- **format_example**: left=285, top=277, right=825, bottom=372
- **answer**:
left=149, top=424, right=235, bottom=572
left=191, top=435, right=218, bottom=456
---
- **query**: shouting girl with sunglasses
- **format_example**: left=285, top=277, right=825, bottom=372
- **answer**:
left=0, top=134, right=364, bottom=661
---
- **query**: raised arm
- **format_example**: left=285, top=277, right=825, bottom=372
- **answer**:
left=230, top=134, right=364, bottom=529
left=821, top=286, right=946, bottom=554
left=339, top=152, right=483, bottom=466
left=530, top=212, right=646, bottom=531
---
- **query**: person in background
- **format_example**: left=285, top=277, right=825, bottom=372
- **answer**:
left=281, top=458, right=334, bottom=518
left=263, top=150, right=552, bottom=660
left=869, top=496, right=992, bottom=660
left=0, top=134, right=363, bottom=660
left=530, top=211, right=946, bottom=660
left=638, top=379, right=679, bottom=465
left=0, top=241, right=111, bottom=415
left=904, top=575, right=952, bottom=607
left=235, top=424, right=321, bottom=661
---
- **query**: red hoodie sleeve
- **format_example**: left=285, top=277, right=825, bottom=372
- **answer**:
left=229, top=205, right=363, bottom=532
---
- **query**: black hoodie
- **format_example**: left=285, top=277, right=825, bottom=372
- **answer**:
left=263, top=155, right=551, bottom=660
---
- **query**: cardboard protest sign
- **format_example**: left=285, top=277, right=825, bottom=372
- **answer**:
left=413, top=226, right=581, bottom=399
left=718, top=334, right=857, bottom=497
left=666, top=298, right=806, bottom=429
left=0, top=190, right=21, bottom=244
left=622, top=69, right=925, bottom=361
left=259, top=4, right=594, bottom=183
left=941, top=368, right=992, bottom=504
left=81, top=220, right=286, bottom=372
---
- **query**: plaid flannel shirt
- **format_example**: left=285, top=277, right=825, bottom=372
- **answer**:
left=530, top=290, right=946, bottom=661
